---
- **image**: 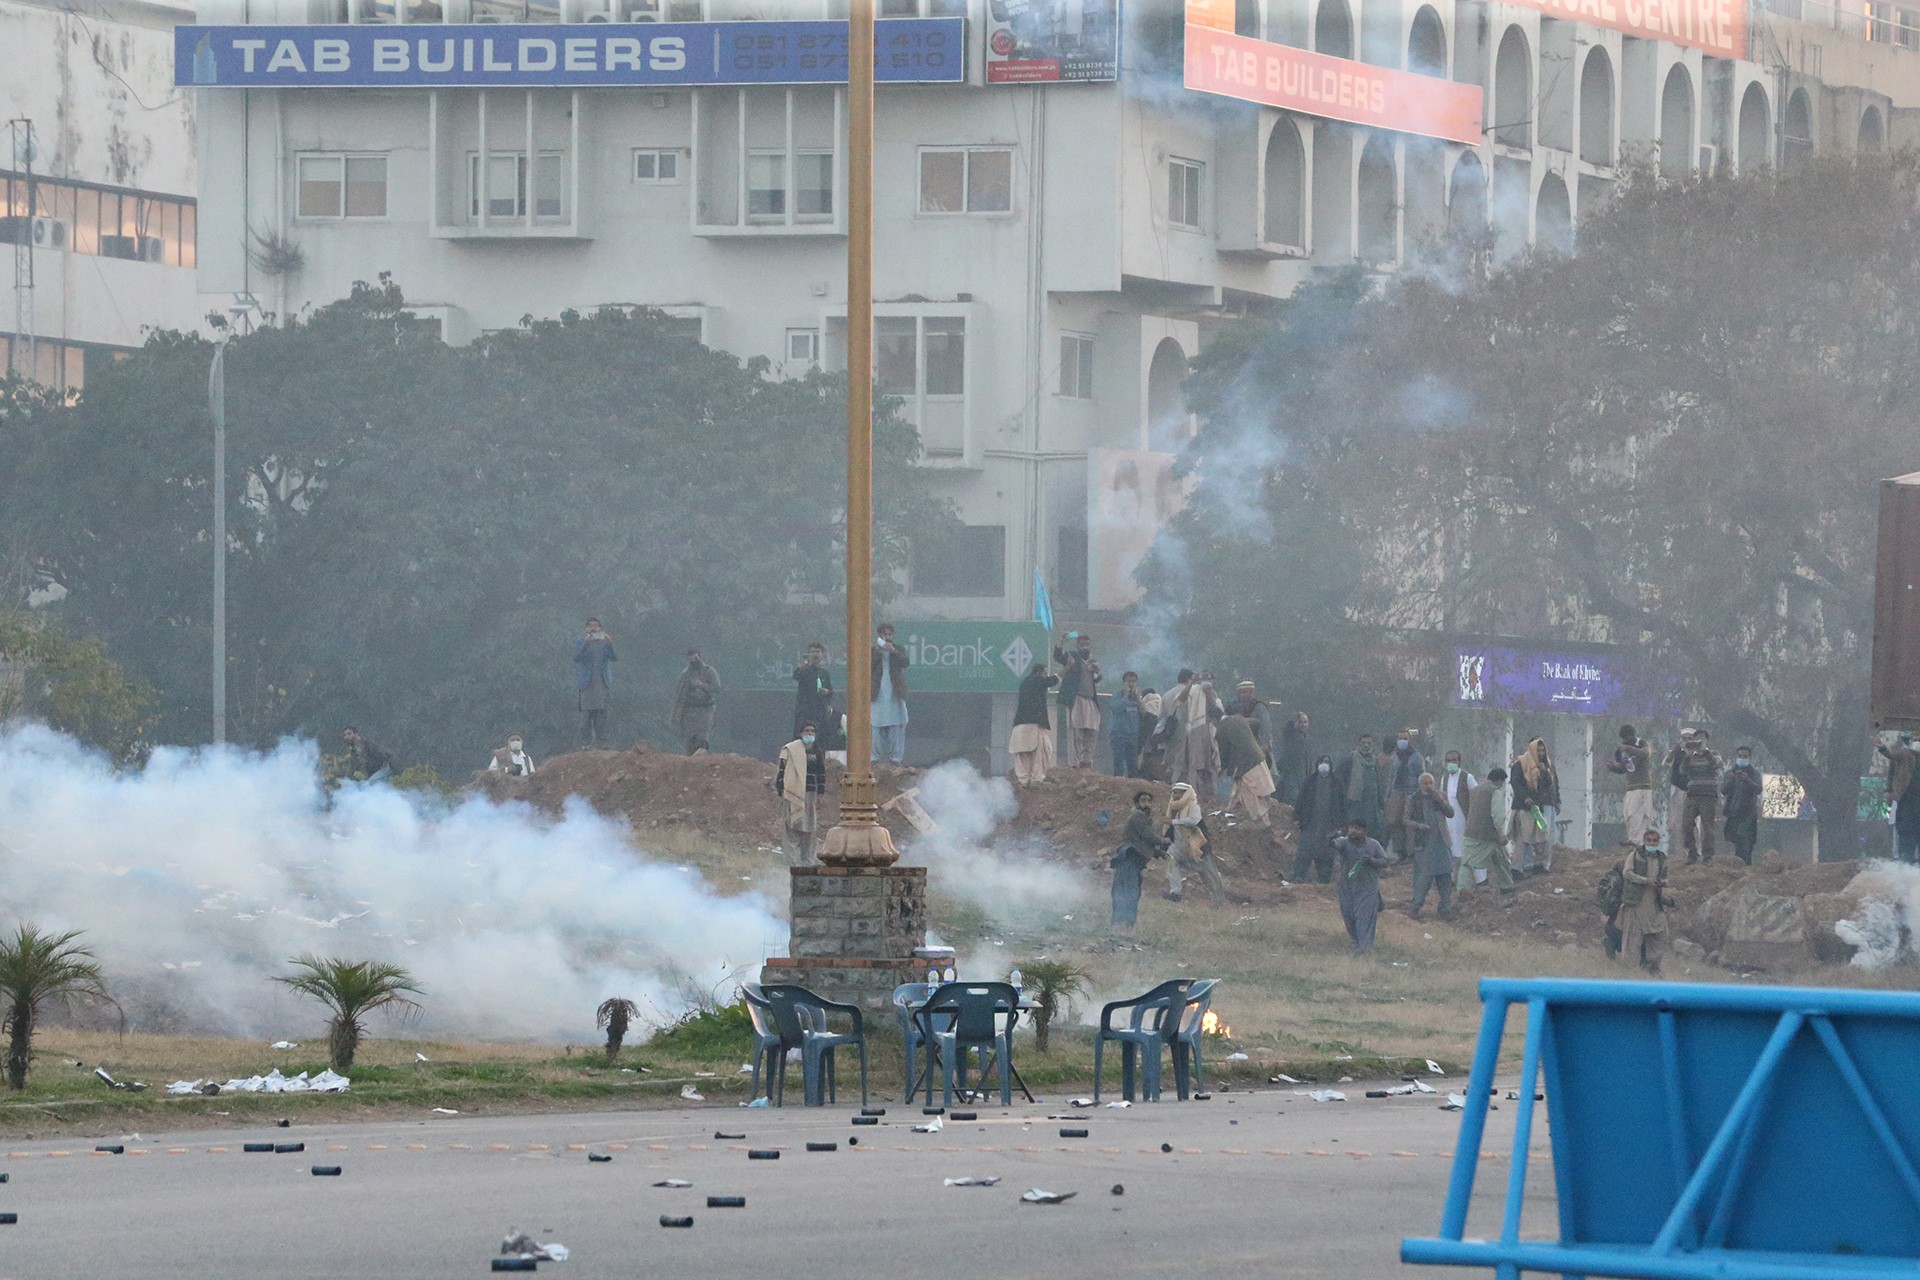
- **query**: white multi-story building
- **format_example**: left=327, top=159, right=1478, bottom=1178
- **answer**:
left=189, top=0, right=1920, bottom=631
left=2, top=0, right=204, bottom=390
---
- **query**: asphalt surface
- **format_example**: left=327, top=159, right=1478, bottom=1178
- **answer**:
left=0, top=1080, right=1549, bottom=1279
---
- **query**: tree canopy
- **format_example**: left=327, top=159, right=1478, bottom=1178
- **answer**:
left=1150, top=156, right=1920, bottom=856
left=0, top=279, right=938, bottom=769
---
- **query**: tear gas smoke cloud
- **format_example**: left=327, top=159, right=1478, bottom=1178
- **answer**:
left=908, top=761, right=1092, bottom=926
left=1835, top=860, right=1920, bottom=969
left=0, top=726, right=785, bottom=1040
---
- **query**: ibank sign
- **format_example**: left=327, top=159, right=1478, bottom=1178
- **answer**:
left=175, top=18, right=964, bottom=89
left=899, top=622, right=1049, bottom=694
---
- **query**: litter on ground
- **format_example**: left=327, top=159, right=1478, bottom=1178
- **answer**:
left=166, top=1069, right=348, bottom=1095
left=944, top=1176, right=1000, bottom=1187
left=1022, top=1188, right=1077, bottom=1204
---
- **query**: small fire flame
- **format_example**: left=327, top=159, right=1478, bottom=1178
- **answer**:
left=1201, top=1010, right=1232, bottom=1038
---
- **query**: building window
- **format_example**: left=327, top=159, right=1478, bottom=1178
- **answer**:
left=911, top=525, right=1006, bottom=597
left=872, top=313, right=967, bottom=456
left=467, top=151, right=564, bottom=220
left=1168, top=157, right=1204, bottom=229
left=0, top=334, right=125, bottom=392
left=632, top=148, right=681, bottom=183
left=787, top=327, right=820, bottom=366
left=796, top=150, right=834, bottom=219
left=747, top=151, right=787, bottom=220
left=1058, top=333, right=1094, bottom=400
left=297, top=154, right=388, bottom=219
left=918, top=147, right=1013, bottom=214
left=3, top=170, right=196, bottom=266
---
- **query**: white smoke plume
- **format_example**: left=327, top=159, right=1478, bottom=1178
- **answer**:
left=1835, top=860, right=1920, bottom=969
left=906, top=761, right=1092, bottom=927
left=0, top=726, right=785, bottom=1040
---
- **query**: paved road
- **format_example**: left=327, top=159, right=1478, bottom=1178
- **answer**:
left=0, top=1081, right=1548, bottom=1279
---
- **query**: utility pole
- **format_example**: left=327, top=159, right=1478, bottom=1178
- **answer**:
left=209, top=330, right=230, bottom=744
left=7, top=119, right=36, bottom=382
left=818, top=0, right=897, bottom=868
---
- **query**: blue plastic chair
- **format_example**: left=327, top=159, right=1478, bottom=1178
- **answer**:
left=739, top=983, right=785, bottom=1103
left=921, top=982, right=1019, bottom=1107
left=1403, top=977, right=1920, bottom=1279
left=755, top=984, right=867, bottom=1108
left=892, top=983, right=947, bottom=1105
left=1167, top=978, right=1220, bottom=1101
left=1093, top=979, right=1192, bottom=1102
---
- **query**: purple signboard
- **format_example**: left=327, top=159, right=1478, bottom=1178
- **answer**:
left=1452, top=646, right=1681, bottom=717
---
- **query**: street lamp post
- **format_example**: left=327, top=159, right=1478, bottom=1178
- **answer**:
left=208, top=330, right=231, bottom=745
left=819, top=0, right=898, bottom=868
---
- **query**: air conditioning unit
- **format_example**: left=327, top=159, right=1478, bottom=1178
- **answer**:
left=472, top=13, right=504, bottom=21
left=138, top=235, right=168, bottom=262
left=31, top=216, right=69, bottom=249
left=583, top=5, right=613, bottom=19
left=629, top=10, right=657, bottom=17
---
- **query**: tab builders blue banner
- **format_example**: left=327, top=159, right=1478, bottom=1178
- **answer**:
left=177, top=18, right=964, bottom=88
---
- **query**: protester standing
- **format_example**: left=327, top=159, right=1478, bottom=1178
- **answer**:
left=1109, top=672, right=1143, bottom=778
left=1053, top=632, right=1102, bottom=769
left=1509, top=738, right=1560, bottom=873
left=1230, top=682, right=1275, bottom=763
left=871, top=623, right=910, bottom=765
left=1292, top=754, right=1341, bottom=884
left=1875, top=730, right=1920, bottom=863
left=487, top=733, right=536, bottom=777
left=573, top=618, right=617, bottom=745
left=1617, top=827, right=1670, bottom=975
left=1381, top=730, right=1426, bottom=859
left=1137, top=687, right=1166, bottom=781
left=775, top=723, right=826, bottom=861
left=791, top=643, right=835, bottom=744
left=1439, top=751, right=1474, bottom=875
left=1009, top=662, right=1058, bottom=787
left=1457, top=767, right=1517, bottom=898
left=1217, top=706, right=1276, bottom=826
left=1679, top=730, right=1723, bottom=864
left=1721, top=747, right=1763, bottom=865
left=1607, top=725, right=1656, bottom=848
left=340, top=726, right=393, bottom=783
left=1336, top=733, right=1383, bottom=843
left=1111, top=790, right=1165, bottom=929
left=1665, top=730, right=1695, bottom=856
left=1406, top=772, right=1456, bottom=921
left=1274, top=711, right=1311, bottom=804
left=667, top=650, right=721, bottom=755
left=1332, top=820, right=1392, bottom=955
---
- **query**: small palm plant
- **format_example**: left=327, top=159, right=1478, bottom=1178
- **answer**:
left=1015, top=958, right=1091, bottom=1055
left=275, top=955, right=422, bottom=1073
left=597, top=997, right=640, bottom=1061
left=0, top=924, right=117, bottom=1091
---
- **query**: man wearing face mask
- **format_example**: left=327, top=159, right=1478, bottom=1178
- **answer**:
left=1616, top=827, right=1670, bottom=975
left=1382, top=729, right=1426, bottom=859
left=1292, top=754, right=1340, bottom=883
left=487, top=733, right=536, bottom=778
left=1336, top=733, right=1383, bottom=843
left=1607, top=725, right=1656, bottom=851
left=1439, top=751, right=1474, bottom=874
left=1721, top=746, right=1763, bottom=865
left=1053, top=632, right=1102, bottom=769
left=775, top=722, right=826, bottom=862
left=1678, top=730, right=1723, bottom=864
left=1109, top=671, right=1143, bottom=778
left=573, top=618, right=617, bottom=746
left=871, top=623, right=910, bottom=765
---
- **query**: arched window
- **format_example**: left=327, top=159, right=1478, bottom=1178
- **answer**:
left=1493, top=27, right=1531, bottom=150
left=1737, top=82, right=1770, bottom=173
left=1579, top=48, right=1614, bottom=166
left=1408, top=5, right=1446, bottom=76
left=1860, top=105, right=1885, bottom=151
left=1312, top=123, right=1354, bottom=262
left=1356, top=134, right=1397, bottom=264
left=1448, top=152, right=1486, bottom=232
left=1783, top=88, right=1813, bottom=169
left=1314, top=0, right=1353, bottom=59
left=1659, top=65, right=1694, bottom=178
left=1262, top=118, right=1306, bottom=248
left=1535, top=174, right=1571, bottom=255
left=1146, top=339, right=1191, bottom=454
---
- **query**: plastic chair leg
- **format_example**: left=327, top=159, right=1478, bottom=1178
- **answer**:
left=1093, top=1038, right=1105, bottom=1102
left=996, top=1038, right=1012, bottom=1105
left=1121, top=1043, right=1138, bottom=1102
left=858, top=1041, right=869, bottom=1106
left=1172, top=1043, right=1189, bottom=1100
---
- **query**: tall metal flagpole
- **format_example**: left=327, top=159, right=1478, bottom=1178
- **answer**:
left=820, top=0, right=897, bottom=867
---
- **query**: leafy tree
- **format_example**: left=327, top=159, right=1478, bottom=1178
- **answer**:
left=0, top=280, right=942, bottom=770
left=0, top=925, right=117, bottom=1091
left=275, top=955, right=422, bottom=1073
left=1159, top=157, right=1918, bottom=858
left=0, top=611, right=154, bottom=762
left=596, top=996, right=639, bottom=1061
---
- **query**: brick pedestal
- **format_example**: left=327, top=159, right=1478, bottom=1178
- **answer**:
left=760, top=865, right=927, bottom=1013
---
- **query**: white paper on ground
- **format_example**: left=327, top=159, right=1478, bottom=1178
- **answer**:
left=945, top=1176, right=1000, bottom=1186
left=1426, top=1060, right=1446, bottom=1075
left=1021, top=1188, right=1076, bottom=1203
left=911, top=1117, right=944, bottom=1133
left=166, top=1068, right=349, bottom=1095
left=681, top=1085, right=705, bottom=1101
left=1308, top=1090, right=1347, bottom=1103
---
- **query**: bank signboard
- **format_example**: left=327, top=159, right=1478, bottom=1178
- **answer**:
left=898, top=621, right=1050, bottom=694
left=176, top=17, right=964, bottom=88
left=1452, top=645, right=1682, bottom=718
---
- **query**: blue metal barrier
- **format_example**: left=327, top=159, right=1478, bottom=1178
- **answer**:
left=1402, top=977, right=1920, bottom=1279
